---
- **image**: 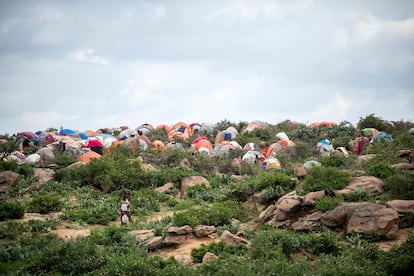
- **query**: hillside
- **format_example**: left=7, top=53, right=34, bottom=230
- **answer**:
left=1, top=114, right=414, bottom=275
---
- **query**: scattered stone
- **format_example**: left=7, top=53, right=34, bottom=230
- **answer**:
left=202, top=252, right=218, bottom=263
left=221, top=230, right=249, bottom=245
left=167, top=225, right=193, bottom=235
left=155, top=182, right=175, bottom=193
left=194, top=225, right=217, bottom=237
left=179, top=176, right=210, bottom=199
left=34, top=168, right=55, bottom=186
left=0, top=170, right=20, bottom=193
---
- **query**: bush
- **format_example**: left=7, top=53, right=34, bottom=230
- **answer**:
left=366, top=163, right=398, bottom=179
left=383, top=172, right=414, bottom=200
left=301, top=167, right=351, bottom=194
left=28, top=195, right=62, bottom=214
left=251, top=171, right=295, bottom=192
left=0, top=201, right=25, bottom=220
left=315, top=196, right=344, bottom=212
left=172, top=201, right=248, bottom=227
left=0, top=221, right=25, bottom=239
left=191, top=240, right=248, bottom=263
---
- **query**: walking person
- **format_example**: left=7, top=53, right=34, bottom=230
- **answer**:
left=120, top=197, right=131, bottom=226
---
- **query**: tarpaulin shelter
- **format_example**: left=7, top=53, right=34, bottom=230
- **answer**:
left=214, top=128, right=238, bottom=145
left=168, top=122, right=192, bottom=141
left=155, top=124, right=172, bottom=132
left=79, top=151, right=102, bottom=163
left=276, top=132, right=289, bottom=141
left=212, top=141, right=242, bottom=157
left=136, top=123, right=154, bottom=135
left=120, top=125, right=129, bottom=131
left=18, top=131, right=38, bottom=140
left=262, top=157, right=283, bottom=170
left=242, top=150, right=265, bottom=164
left=372, top=132, right=393, bottom=144
left=308, top=121, right=336, bottom=128
left=243, top=120, right=268, bottom=132
left=266, top=140, right=296, bottom=157
left=243, top=142, right=260, bottom=151
left=36, top=131, right=56, bottom=145
left=190, top=123, right=202, bottom=133
left=119, top=129, right=138, bottom=140
left=86, top=139, right=103, bottom=148
left=192, top=136, right=209, bottom=145
left=316, top=138, right=334, bottom=155
left=199, top=123, right=216, bottom=133
left=361, top=128, right=380, bottom=139
left=166, top=141, right=184, bottom=150
left=303, top=160, right=322, bottom=170
left=151, top=140, right=166, bottom=151
left=96, top=134, right=117, bottom=148
left=192, top=137, right=213, bottom=153
left=59, top=129, right=77, bottom=136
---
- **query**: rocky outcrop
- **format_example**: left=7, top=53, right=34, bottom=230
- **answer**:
left=179, top=176, right=210, bottom=199
left=221, top=230, right=249, bottom=245
left=321, top=202, right=364, bottom=227
left=155, top=182, right=175, bottom=193
left=202, top=252, right=218, bottom=263
left=167, top=225, right=193, bottom=235
left=387, top=200, right=414, bottom=228
left=346, top=203, right=399, bottom=239
left=33, top=168, right=55, bottom=186
left=243, top=191, right=268, bottom=211
left=335, top=176, right=383, bottom=197
left=272, top=191, right=302, bottom=221
left=194, top=225, right=216, bottom=237
left=0, top=170, right=20, bottom=193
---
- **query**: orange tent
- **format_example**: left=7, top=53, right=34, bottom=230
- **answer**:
left=151, top=140, right=166, bottom=151
left=78, top=151, right=101, bottom=163
left=192, top=138, right=213, bottom=153
left=155, top=124, right=172, bottom=132
left=308, top=121, right=336, bottom=128
left=168, top=122, right=192, bottom=141
left=266, top=140, right=296, bottom=157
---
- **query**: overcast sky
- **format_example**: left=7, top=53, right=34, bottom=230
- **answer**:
left=1, top=0, right=413, bottom=135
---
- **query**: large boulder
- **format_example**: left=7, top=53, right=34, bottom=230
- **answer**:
left=179, top=176, right=210, bottom=199
left=36, top=147, right=55, bottom=161
left=221, top=230, right=249, bottom=245
left=272, top=191, right=302, bottom=221
left=291, top=211, right=323, bottom=231
left=167, top=225, right=193, bottom=235
left=130, top=229, right=156, bottom=243
left=335, top=176, right=383, bottom=197
left=243, top=191, right=268, bottom=211
left=302, top=191, right=325, bottom=206
left=194, top=225, right=216, bottom=237
left=321, top=202, right=365, bottom=227
left=34, top=168, right=55, bottom=186
left=258, top=204, right=276, bottom=222
left=0, top=170, right=20, bottom=193
left=155, top=182, right=175, bottom=193
left=386, top=200, right=414, bottom=228
left=347, top=204, right=399, bottom=239
left=139, top=236, right=163, bottom=250
left=202, top=252, right=218, bottom=263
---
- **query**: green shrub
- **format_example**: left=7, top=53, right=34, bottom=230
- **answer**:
left=0, top=201, right=25, bottom=220
left=251, top=171, right=295, bottom=192
left=315, top=196, right=344, bottom=212
left=0, top=221, right=25, bottom=239
left=191, top=240, right=248, bottom=263
left=383, top=173, right=414, bottom=200
left=28, top=195, right=62, bottom=214
left=301, top=167, right=351, bottom=194
left=172, top=201, right=248, bottom=227
left=318, top=154, right=350, bottom=168
left=366, top=163, right=398, bottom=179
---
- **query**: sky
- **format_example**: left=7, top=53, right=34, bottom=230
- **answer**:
left=1, top=0, right=413, bottom=135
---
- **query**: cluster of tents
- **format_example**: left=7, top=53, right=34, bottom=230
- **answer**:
left=3, top=121, right=395, bottom=168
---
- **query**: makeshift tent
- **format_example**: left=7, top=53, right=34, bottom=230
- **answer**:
left=18, top=131, right=38, bottom=140
left=212, top=141, right=241, bottom=157
left=276, top=132, right=289, bottom=141
left=26, top=153, right=41, bottom=164
left=243, top=120, right=268, bottom=132
left=316, top=139, right=334, bottom=155
left=36, top=131, right=56, bottom=145
left=372, top=132, right=393, bottom=144
left=36, top=147, right=55, bottom=161
left=361, top=128, right=380, bottom=139
left=168, top=122, right=192, bottom=141
left=136, top=123, right=154, bottom=135
left=242, top=150, right=265, bottom=164
left=190, top=123, right=202, bottom=133
left=6, top=151, right=26, bottom=164
left=262, top=157, right=283, bottom=170
left=63, top=147, right=83, bottom=159
left=243, top=142, right=260, bottom=151
left=96, top=134, right=117, bottom=148
left=155, top=124, right=172, bottom=132
left=78, top=151, right=102, bottom=163
left=151, top=140, right=166, bottom=151
left=166, top=141, right=184, bottom=150
left=119, top=125, right=129, bottom=131
left=199, top=123, right=216, bottom=133
left=119, top=129, right=138, bottom=140
left=138, top=135, right=152, bottom=146
left=266, top=140, right=296, bottom=157
left=192, top=137, right=213, bottom=153
left=308, top=121, right=336, bottom=128
left=192, top=136, right=209, bottom=145
left=59, top=129, right=77, bottom=136
left=303, top=160, right=322, bottom=170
